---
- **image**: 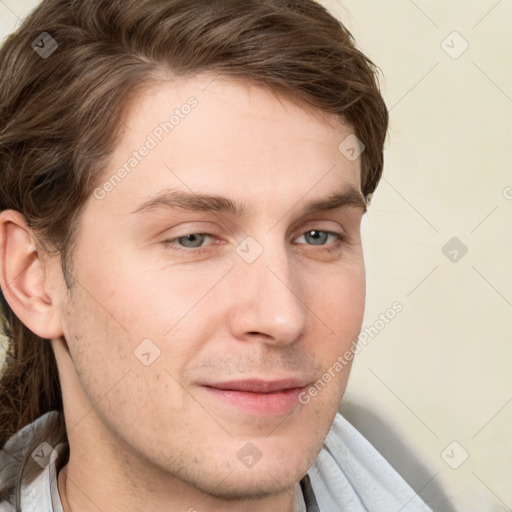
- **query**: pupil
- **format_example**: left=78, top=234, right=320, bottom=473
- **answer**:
left=182, top=234, right=203, bottom=247
left=308, top=230, right=326, bottom=245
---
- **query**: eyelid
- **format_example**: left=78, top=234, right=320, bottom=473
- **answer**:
left=295, top=218, right=348, bottom=239
left=294, top=230, right=346, bottom=243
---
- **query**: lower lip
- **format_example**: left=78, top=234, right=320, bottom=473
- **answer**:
left=201, top=386, right=306, bottom=416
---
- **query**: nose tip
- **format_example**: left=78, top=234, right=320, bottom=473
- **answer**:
left=227, top=258, right=308, bottom=346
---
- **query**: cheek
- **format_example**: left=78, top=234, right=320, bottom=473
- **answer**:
left=60, top=283, right=190, bottom=439
left=311, top=263, right=366, bottom=340
left=304, top=263, right=365, bottom=404
left=71, top=240, right=230, bottom=343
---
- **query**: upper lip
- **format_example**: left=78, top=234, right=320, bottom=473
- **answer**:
left=202, top=378, right=309, bottom=393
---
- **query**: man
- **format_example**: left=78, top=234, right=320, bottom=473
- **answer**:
left=0, top=0, right=433, bottom=510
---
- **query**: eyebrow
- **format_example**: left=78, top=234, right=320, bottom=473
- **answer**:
left=131, top=185, right=367, bottom=217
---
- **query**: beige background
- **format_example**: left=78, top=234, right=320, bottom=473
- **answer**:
left=1, top=1, right=511, bottom=511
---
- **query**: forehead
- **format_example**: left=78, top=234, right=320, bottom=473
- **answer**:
left=93, top=74, right=362, bottom=217
left=126, top=73, right=348, bottom=138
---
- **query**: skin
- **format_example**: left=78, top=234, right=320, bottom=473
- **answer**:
left=0, top=74, right=367, bottom=512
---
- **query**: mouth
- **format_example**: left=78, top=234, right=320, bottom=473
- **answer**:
left=199, top=378, right=310, bottom=416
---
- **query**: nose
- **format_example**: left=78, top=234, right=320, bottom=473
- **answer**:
left=226, top=238, right=309, bottom=346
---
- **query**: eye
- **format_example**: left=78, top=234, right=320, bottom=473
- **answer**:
left=174, top=233, right=213, bottom=248
left=161, top=229, right=347, bottom=257
left=162, top=233, right=218, bottom=255
left=295, top=229, right=345, bottom=247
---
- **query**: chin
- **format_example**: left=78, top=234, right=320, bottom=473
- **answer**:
left=191, top=467, right=301, bottom=501
left=183, top=440, right=316, bottom=501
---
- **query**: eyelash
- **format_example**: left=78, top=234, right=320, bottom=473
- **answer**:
left=161, top=230, right=348, bottom=256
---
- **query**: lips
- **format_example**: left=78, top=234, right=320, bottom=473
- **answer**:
left=203, top=378, right=308, bottom=393
left=199, top=377, right=310, bottom=416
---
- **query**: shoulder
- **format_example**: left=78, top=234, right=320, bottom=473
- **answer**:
left=0, top=411, right=66, bottom=512
left=307, top=412, right=433, bottom=512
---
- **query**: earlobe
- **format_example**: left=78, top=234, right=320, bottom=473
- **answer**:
left=0, top=209, right=63, bottom=340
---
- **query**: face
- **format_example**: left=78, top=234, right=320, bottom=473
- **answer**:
left=51, top=74, right=366, bottom=500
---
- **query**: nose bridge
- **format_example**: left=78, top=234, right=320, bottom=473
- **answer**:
left=228, top=234, right=308, bottom=344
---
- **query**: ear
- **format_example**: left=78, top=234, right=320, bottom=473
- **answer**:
left=0, top=209, right=63, bottom=339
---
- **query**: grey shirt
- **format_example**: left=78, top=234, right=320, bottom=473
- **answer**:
left=0, top=411, right=433, bottom=512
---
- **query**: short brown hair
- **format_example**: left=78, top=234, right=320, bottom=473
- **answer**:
left=0, top=0, right=388, bottom=491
